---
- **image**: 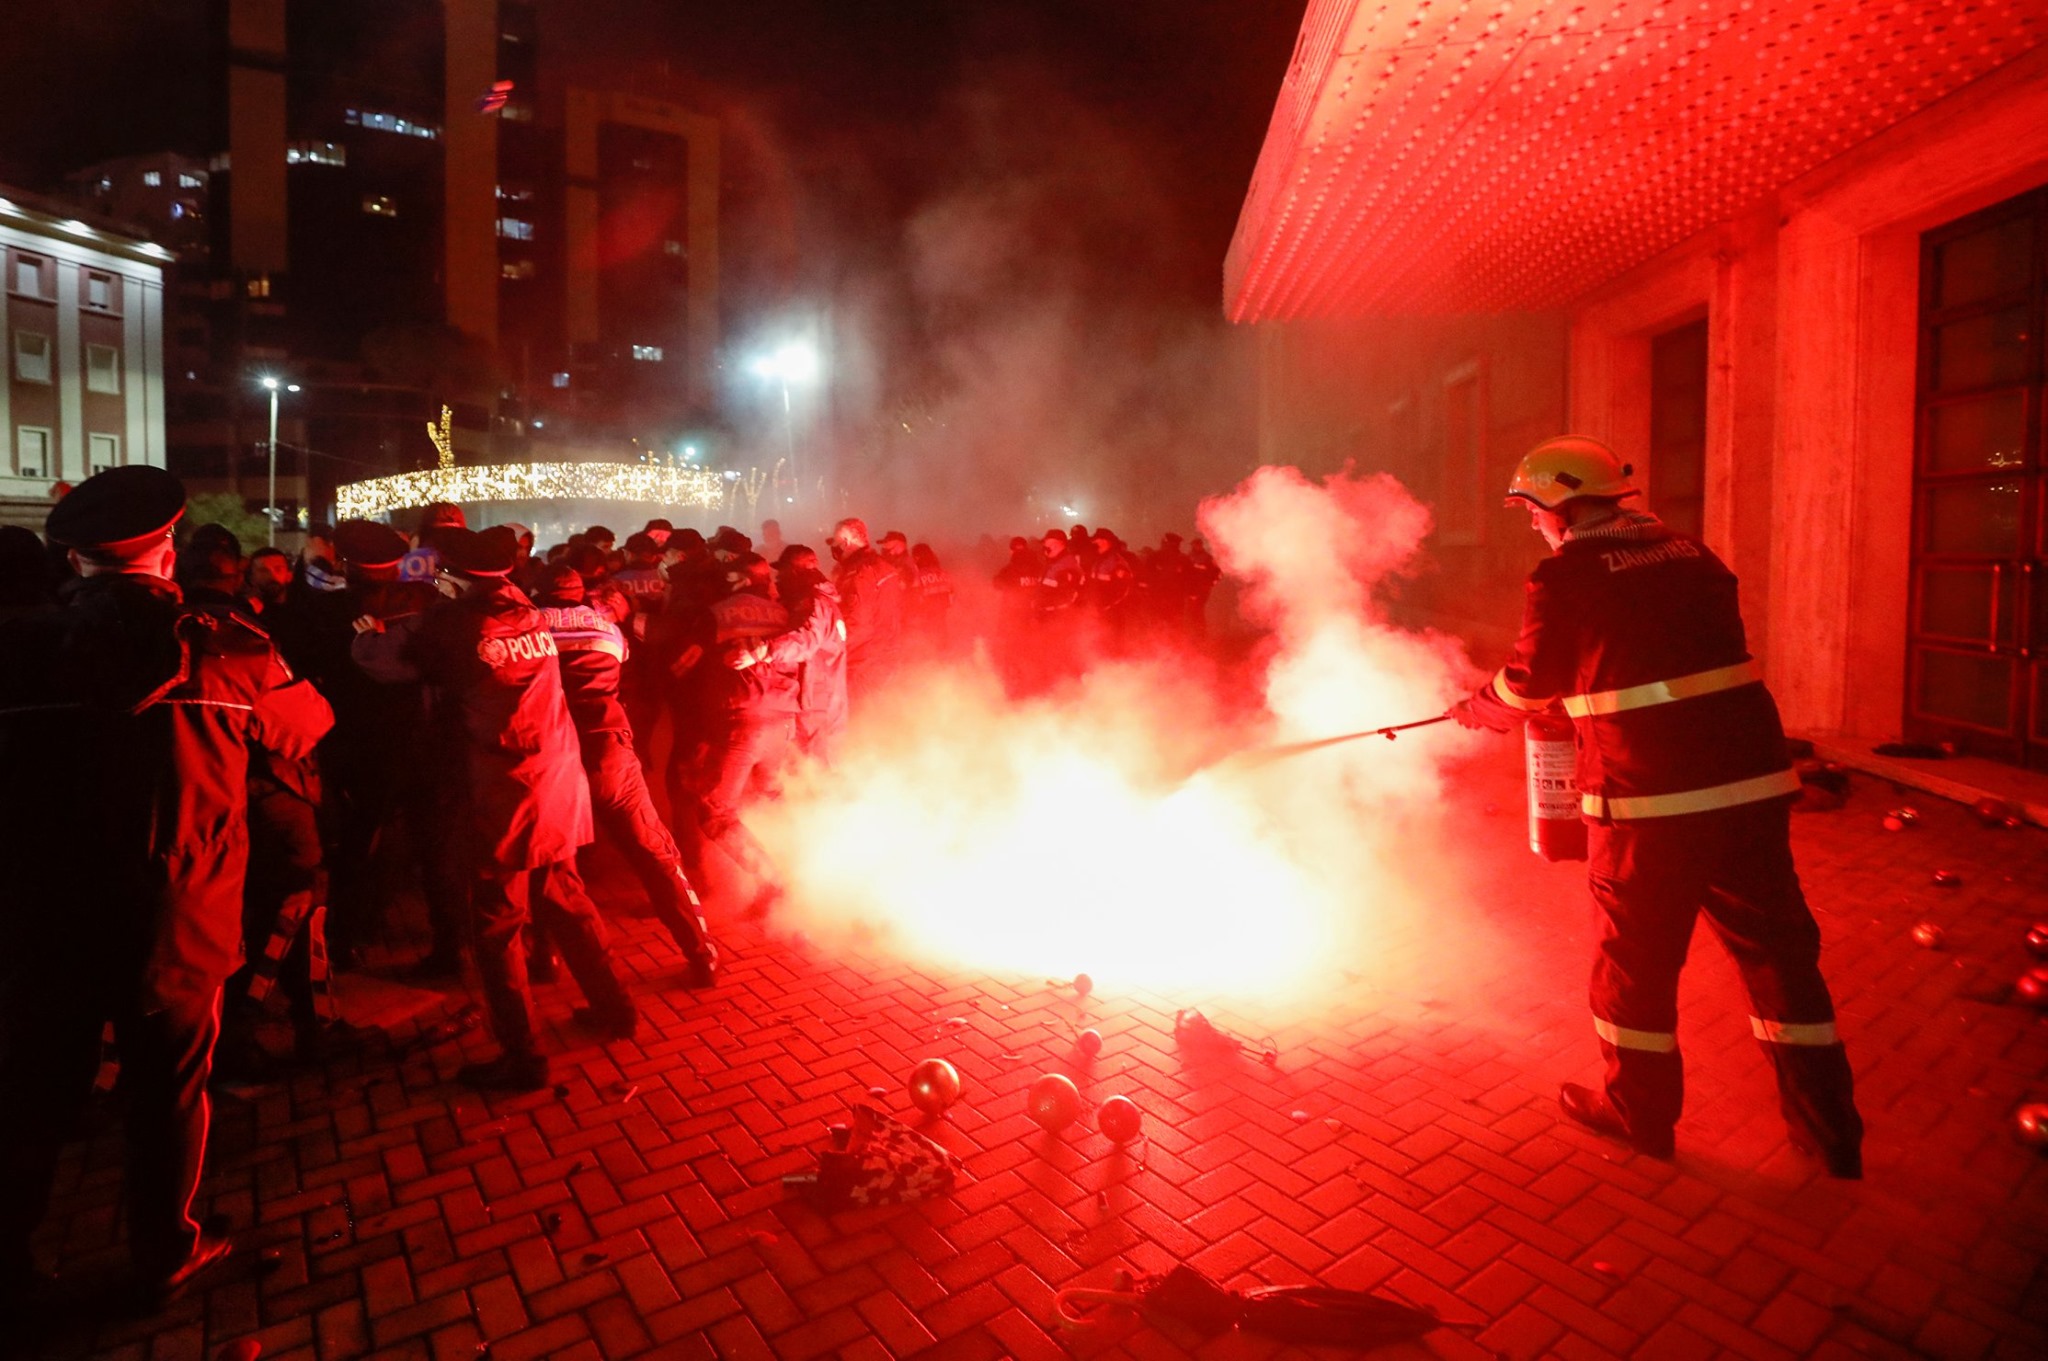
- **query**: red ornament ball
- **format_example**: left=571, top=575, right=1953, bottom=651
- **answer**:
left=1096, top=1094, right=1143, bottom=1144
left=1073, top=973, right=1094, bottom=997
left=2017, top=969, right=2048, bottom=1009
left=1027, top=1074, right=1082, bottom=1132
left=2016, top=1103, right=2048, bottom=1149
left=1076, top=1028, right=1103, bottom=1057
left=907, top=1058, right=962, bottom=1115
left=2026, top=924, right=2048, bottom=958
left=1932, top=869, right=1961, bottom=888
left=1910, top=922, right=1944, bottom=949
left=218, top=1342, right=263, bottom=1361
left=1973, top=797, right=2013, bottom=826
left=1881, top=815, right=1904, bottom=832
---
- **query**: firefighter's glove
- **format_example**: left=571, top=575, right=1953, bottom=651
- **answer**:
left=1448, top=696, right=1514, bottom=733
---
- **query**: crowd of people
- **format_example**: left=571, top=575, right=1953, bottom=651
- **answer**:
left=0, top=464, right=1222, bottom=1312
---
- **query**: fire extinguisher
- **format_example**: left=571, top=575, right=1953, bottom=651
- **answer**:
left=1525, top=710, right=1587, bottom=862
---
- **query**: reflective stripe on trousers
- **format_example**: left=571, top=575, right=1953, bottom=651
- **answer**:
left=1593, top=1016, right=1677, bottom=1053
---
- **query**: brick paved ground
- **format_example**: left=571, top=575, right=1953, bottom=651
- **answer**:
left=25, top=747, right=2048, bottom=1361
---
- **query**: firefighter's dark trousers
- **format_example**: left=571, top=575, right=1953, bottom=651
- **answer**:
left=471, top=861, right=633, bottom=1061
left=581, top=728, right=715, bottom=964
left=0, top=959, right=219, bottom=1283
left=1587, top=799, right=1862, bottom=1162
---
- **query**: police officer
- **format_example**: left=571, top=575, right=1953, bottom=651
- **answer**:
left=687, top=553, right=796, bottom=916
left=0, top=467, right=333, bottom=1310
left=769, top=545, right=849, bottom=763
left=609, top=532, right=671, bottom=755
left=307, top=522, right=471, bottom=973
left=355, top=526, right=636, bottom=1091
left=1452, top=436, right=1863, bottom=1177
left=532, top=562, right=717, bottom=987
left=827, top=518, right=905, bottom=702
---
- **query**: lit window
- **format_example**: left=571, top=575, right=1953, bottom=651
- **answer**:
left=501, top=102, right=532, bottom=123
left=178, top=173, right=203, bottom=189
left=287, top=142, right=347, bottom=167
left=501, top=259, right=536, bottom=280
left=88, top=433, right=119, bottom=473
left=495, top=217, right=534, bottom=240
left=551, top=372, right=570, bottom=388
left=363, top=195, right=398, bottom=217
left=632, top=156, right=654, bottom=171
left=246, top=275, right=271, bottom=298
left=13, top=331, right=52, bottom=384
left=86, top=273, right=115, bottom=309
left=12, top=255, right=45, bottom=297
left=86, top=344, right=121, bottom=395
left=142, top=171, right=162, bottom=187
left=16, top=427, right=50, bottom=479
left=496, top=185, right=533, bottom=203
left=631, top=345, right=664, bottom=362
left=662, top=239, right=684, bottom=257
left=350, top=108, right=439, bottom=139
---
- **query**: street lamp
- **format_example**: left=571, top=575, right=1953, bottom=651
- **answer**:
left=258, top=376, right=301, bottom=546
left=747, top=341, right=819, bottom=510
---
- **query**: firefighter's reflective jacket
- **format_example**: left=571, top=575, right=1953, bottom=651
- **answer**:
left=1466, top=512, right=1799, bottom=820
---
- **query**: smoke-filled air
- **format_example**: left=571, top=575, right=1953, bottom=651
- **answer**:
left=750, top=466, right=1489, bottom=1014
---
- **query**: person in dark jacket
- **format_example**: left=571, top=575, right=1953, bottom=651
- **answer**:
left=355, top=526, right=636, bottom=1091
left=771, top=545, right=849, bottom=763
left=1453, top=435, right=1862, bottom=1177
left=684, top=553, right=795, bottom=915
left=0, top=467, right=333, bottom=1312
left=828, top=517, right=905, bottom=702
left=534, top=563, right=717, bottom=987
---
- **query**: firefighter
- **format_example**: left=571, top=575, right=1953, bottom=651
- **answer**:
left=1452, top=435, right=1863, bottom=1177
left=0, top=467, right=333, bottom=1310
left=354, top=526, right=637, bottom=1091
left=770, top=545, right=849, bottom=762
left=532, top=562, right=717, bottom=988
left=828, top=517, right=906, bottom=701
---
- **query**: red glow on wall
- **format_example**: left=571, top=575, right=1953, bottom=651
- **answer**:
left=1226, top=0, right=2048, bottom=321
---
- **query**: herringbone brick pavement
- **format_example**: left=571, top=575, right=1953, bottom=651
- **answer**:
left=23, top=748, right=2048, bottom=1360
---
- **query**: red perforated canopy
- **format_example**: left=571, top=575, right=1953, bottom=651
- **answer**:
left=1224, top=0, right=2048, bottom=320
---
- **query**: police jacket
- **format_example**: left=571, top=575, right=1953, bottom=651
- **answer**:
left=0, top=575, right=333, bottom=1006
left=538, top=602, right=632, bottom=737
left=768, top=580, right=849, bottom=725
left=1034, top=550, right=1087, bottom=613
left=1467, top=511, right=1799, bottom=821
left=610, top=564, right=669, bottom=644
left=833, top=547, right=905, bottom=667
left=709, top=588, right=800, bottom=720
left=355, top=578, right=592, bottom=870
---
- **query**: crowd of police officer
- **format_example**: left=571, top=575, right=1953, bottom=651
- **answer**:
left=0, top=466, right=1225, bottom=1316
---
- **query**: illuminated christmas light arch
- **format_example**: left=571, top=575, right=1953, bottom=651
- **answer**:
left=335, top=460, right=730, bottom=522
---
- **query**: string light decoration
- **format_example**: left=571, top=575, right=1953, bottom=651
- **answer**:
left=336, top=461, right=728, bottom=521
left=427, top=405, right=455, bottom=470
left=1226, top=0, right=2048, bottom=318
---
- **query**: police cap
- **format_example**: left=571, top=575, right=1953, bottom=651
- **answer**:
left=334, top=519, right=408, bottom=569
left=441, top=525, right=519, bottom=577
left=46, top=465, right=186, bottom=552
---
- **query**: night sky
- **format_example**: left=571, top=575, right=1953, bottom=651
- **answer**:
left=1, top=1, right=1303, bottom=314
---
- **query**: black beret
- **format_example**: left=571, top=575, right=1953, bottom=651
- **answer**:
left=334, top=519, right=408, bottom=569
left=46, top=465, right=186, bottom=551
left=442, top=525, right=518, bottom=576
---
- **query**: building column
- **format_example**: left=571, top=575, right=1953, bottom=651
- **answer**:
left=54, top=263, right=83, bottom=482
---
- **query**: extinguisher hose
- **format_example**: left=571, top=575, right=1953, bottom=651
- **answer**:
left=1207, top=715, right=1456, bottom=772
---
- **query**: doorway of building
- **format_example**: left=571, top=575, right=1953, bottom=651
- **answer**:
left=1907, top=187, right=2047, bottom=768
left=1648, top=317, right=1708, bottom=539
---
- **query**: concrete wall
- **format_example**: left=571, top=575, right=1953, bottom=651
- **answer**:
left=1249, top=43, right=2048, bottom=744
left=1252, top=311, right=1569, bottom=653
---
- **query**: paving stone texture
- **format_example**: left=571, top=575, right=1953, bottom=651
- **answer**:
left=26, top=748, right=2048, bottom=1360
